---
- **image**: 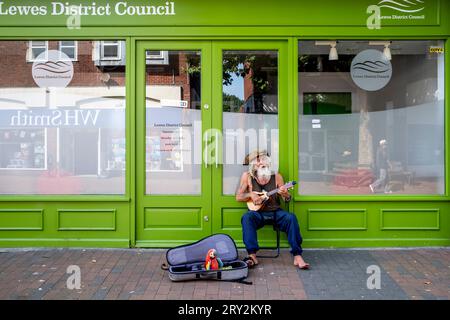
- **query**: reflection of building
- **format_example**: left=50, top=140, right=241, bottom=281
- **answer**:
left=0, top=42, right=197, bottom=194
left=0, top=41, right=129, bottom=194
left=298, top=41, right=445, bottom=195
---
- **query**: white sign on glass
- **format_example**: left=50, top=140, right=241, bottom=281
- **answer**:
left=351, top=49, right=392, bottom=91
left=32, top=50, right=74, bottom=88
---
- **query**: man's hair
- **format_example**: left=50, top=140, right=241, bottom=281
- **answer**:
left=248, top=154, right=272, bottom=178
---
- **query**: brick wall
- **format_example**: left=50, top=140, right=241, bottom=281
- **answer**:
left=0, top=41, right=194, bottom=105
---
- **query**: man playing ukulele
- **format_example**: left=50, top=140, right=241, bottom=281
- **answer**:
left=236, top=150, right=310, bottom=270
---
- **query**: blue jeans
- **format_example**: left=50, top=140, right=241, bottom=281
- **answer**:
left=241, top=209, right=303, bottom=256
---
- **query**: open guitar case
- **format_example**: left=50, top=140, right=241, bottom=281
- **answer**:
left=161, top=233, right=252, bottom=285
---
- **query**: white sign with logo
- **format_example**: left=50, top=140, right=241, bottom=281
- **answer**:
left=32, top=50, right=74, bottom=88
left=350, top=49, right=392, bottom=91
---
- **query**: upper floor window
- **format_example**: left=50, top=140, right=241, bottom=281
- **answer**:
left=101, top=41, right=121, bottom=60
left=146, top=50, right=169, bottom=65
left=27, top=41, right=48, bottom=62
left=59, top=41, right=77, bottom=61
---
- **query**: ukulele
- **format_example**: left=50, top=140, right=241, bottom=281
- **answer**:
left=247, top=181, right=297, bottom=211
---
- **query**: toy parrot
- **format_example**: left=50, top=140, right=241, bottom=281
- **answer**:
left=204, top=249, right=224, bottom=270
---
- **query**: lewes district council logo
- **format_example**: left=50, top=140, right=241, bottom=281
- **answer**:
left=367, top=0, right=425, bottom=29
left=32, top=50, right=74, bottom=88
left=376, top=0, right=424, bottom=13
left=350, top=49, right=392, bottom=91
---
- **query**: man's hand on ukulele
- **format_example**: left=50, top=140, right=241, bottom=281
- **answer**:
left=278, top=186, right=290, bottom=197
left=251, top=192, right=265, bottom=205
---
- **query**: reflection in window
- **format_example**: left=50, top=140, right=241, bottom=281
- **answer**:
left=28, top=41, right=48, bottom=62
left=298, top=40, right=445, bottom=195
left=222, top=50, right=279, bottom=195
left=0, top=129, right=46, bottom=169
left=59, top=41, right=77, bottom=61
left=101, top=41, right=121, bottom=60
left=0, top=40, right=126, bottom=195
left=145, top=50, right=202, bottom=195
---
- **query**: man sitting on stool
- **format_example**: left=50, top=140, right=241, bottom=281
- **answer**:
left=235, top=150, right=310, bottom=270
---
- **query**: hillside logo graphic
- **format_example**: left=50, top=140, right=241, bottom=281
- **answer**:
left=32, top=50, right=74, bottom=88
left=351, top=49, right=392, bottom=91
left=367, top=0, right=426, bottom=29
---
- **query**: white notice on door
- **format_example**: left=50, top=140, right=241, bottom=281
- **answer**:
left=161, top=99, right=188, bottom=108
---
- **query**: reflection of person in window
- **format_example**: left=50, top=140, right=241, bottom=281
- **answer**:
left=235, top=150, right=310, bottom=270
left=370, top=139, right=392, bottom=194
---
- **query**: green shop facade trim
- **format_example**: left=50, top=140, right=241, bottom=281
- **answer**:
left=0, top=0, right=449, bottom=248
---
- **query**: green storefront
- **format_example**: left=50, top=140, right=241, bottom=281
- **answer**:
left=0, top=0, right=449, bottom=249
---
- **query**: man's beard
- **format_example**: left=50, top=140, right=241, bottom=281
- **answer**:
left=256, top=167, right=272, bottom=181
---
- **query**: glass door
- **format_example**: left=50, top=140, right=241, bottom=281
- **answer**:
left=211, top=41, right=289, bottom=245
left=136, top=41, right=212, bottom=246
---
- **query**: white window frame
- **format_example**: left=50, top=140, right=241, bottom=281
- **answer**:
left=146, top=50, right=169, bottom=65
left=100, top=41, right=121, bottom=61
left=58, top=41, right=78, bottom=61
left=146, top=50, right=164, bottom=59
left=27, top=41, right=48, bottom=62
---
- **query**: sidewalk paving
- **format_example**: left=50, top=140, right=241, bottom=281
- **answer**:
left=0, top=247, right=449, bottom=300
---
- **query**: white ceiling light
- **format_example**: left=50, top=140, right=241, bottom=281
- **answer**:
left=315, top=41, right=338, bottom=61
left=369, top=41, right=392, bottom=60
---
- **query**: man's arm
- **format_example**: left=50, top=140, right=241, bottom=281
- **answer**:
left=275, top=173, right=292, bottom=202
left=235, top=172, right=252, bottom=202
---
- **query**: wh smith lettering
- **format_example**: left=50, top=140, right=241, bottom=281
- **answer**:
left=10, top=110, right=100, bottom=127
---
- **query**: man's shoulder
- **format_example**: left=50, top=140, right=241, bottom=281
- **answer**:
left=274, top=172, right=284, bottom=179
left=240, top=171, right=252, bottom=182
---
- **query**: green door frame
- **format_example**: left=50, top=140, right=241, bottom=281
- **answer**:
left=135, top=39, right=291, bottom=247
left=135, top=40, right=213, bottom=247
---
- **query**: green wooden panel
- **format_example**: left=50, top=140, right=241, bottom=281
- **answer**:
left=144, top=208, right=201, bottom=229
left=0, top=209, right=43, bottom=231
left=0, top=202, right=130, bottom=247
left=221, top=208, right=244, bottom=230
left=380, top=209, right=440, bottom=230
left=307, top=209, right=367, bottom=231
left=57, top=209, right=116, bottom=231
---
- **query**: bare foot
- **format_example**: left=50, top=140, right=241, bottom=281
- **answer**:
left=293, top=255, right=310, bottom=269
left=249, top=253, right=259, bottom=265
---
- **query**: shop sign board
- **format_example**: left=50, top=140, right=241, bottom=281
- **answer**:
left=0, top=0, right=441, bottom=27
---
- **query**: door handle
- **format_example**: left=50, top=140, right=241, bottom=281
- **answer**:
left=204, top=215, right=209, bottom=222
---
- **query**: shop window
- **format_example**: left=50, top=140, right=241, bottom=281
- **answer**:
left=0, top=40, right=127, bottom=195
left=222, top=50, right=279, bottom=195
left=27, top=41, right=48, bottom=62
left=298, top=40, right=445, bottom=196
left=58, top=41, right=78, bottom=61
left=145, top=50, right=201, bottom=195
